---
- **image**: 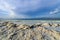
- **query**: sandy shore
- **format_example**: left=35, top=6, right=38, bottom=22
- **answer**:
left=0, top=21, right=60, bottom=40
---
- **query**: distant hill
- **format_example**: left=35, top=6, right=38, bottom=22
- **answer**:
left=8, top=17, right=60, bottom=20
left=0, top=17, right=60, bottom=20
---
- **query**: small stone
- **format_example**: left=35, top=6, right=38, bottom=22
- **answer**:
left=17, top=24, right=30, bottom=29
left=52, top=23, right=58, bottom=27
left=30, top=23, right=42, bottom=28
left=41, top=23, right=50, bottom=27
left=5, top=22, right=17, bottom=29
left=35, top=23, right=42, bottom=26
left=0, top=23, right=2, bottom=27
left=2, top=22, right=8, bottom=26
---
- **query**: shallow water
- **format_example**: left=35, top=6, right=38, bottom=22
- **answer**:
left=1, top=20, right=60, bottom=25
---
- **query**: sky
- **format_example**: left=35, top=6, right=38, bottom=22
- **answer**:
left=0, top=0, right=60, bottom=19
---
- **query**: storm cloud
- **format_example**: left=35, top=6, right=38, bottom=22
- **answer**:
left=0, top=0, right=60, bottom=18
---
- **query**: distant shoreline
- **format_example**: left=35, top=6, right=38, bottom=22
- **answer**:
left=0, top=17, right=60, bottom=20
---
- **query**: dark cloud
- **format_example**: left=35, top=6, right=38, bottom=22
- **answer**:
left=0, top=0, right=60, bottom=18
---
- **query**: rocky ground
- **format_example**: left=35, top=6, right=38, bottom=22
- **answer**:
left=0, top=22, right=60, bottom=40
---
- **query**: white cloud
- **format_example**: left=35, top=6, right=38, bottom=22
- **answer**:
left=0, top=0, right=29, bottom=18
left=12, top=0, right=41, bottom=12
left=0, top=0, right=60, bottom=18
left=0, top=0, right=15, bottom=18
left=50, top=7, right=60, bottom=14
left=5, top=0, right=60, bottom=15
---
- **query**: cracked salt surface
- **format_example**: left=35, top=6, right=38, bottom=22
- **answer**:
left=0, top=21, right=60, bottom=40
left=44, top=27, right=60, bottom=32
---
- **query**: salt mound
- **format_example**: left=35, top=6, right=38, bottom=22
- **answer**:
left=17, top=24, right=30, bottom=29
left=0, top=22, right=60, bottom=40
